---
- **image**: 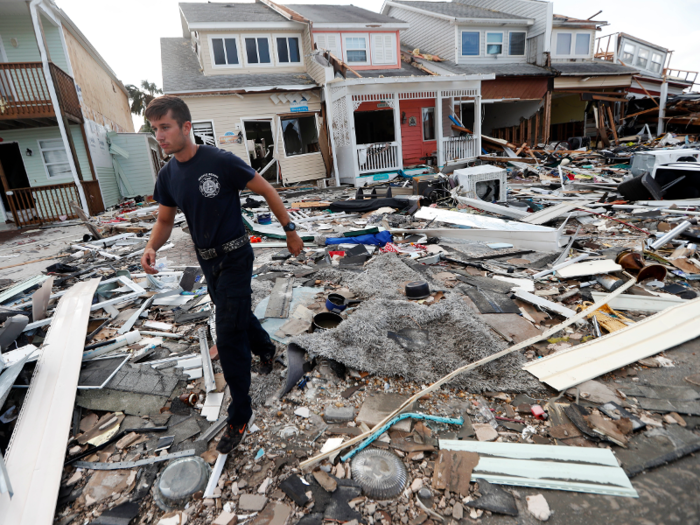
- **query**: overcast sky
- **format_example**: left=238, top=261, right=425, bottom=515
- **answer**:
left=54, top=0, right=700, bottom=131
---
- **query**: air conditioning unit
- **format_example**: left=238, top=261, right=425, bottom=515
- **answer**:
left=449, top=165, right=508, bottom=202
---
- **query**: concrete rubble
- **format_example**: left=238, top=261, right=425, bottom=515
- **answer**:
left=1, top=135, right=700, bottom=524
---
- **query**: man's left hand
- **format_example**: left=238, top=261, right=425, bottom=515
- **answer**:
left=286, top=231, right=304, bottom=256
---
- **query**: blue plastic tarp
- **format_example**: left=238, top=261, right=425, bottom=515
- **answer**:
left=325, top=230, right=393, bottom=247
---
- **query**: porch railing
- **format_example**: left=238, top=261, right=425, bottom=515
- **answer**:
left=5, top=182, right=82, bottom=227
left=356, top=142, right=400, bottom=174
left=442, top=136, right=478, bottom=162
left=0, top=62, right=82, bottom=122
left=663, top=68, right=698, bottom=84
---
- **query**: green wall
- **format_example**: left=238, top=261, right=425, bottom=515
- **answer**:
left=110, top=134, right=156, bottom=198
left=0, top=14, right=69, bottom=74
left=0, top=125, right=92, bottom=186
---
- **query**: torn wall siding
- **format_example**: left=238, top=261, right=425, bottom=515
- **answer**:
left=292, top=293, right=543, bottom=393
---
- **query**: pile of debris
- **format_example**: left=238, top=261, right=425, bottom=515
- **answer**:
left=1, top=134, right=700, bottom=524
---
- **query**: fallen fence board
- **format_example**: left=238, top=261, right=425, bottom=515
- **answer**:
left=589, top=292, right=686, bottom=312
left=523, top=296, right=700, bottom=391
left=0, top=278, right=101, bottom=525
left=440, top=439, right=637, bottom=498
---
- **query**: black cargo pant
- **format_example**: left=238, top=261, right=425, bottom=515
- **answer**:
left=197, top=243, right=275, bottom=426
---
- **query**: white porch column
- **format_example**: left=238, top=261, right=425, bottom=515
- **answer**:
left=474, top=94, right=482, bottom=156
left=323, top=84, right=341, bottom=186
left=347, top=93, right=359, bottom=181
left=392, top=93, right=403, bottom=170
left=29, top=0, right=89, bottom=215
left=436, top=90, right=443, bottom=167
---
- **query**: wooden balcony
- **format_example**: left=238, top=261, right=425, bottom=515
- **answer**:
left=0, top=62, right=83, bottom=129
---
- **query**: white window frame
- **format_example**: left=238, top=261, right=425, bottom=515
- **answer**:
left=208, top=34, right=242, bottom=69
left=553, top=30, right=593, bottom=58
left=485, top=32, right=504, bottom=56
left=313, top=32, right=342, bottom=58
left=650, top=52, right=664, bottom=73
left=460, top=30, right=481, bottom=57
left=508, top=31, right=526, bottom=56
left=192, top=120, right=217, bottom=147
left=635, top=47, right=650, bottom=69
left=274, top=34, right=304, bottom=66
left=370, top=33, right=397, bottom=66
left=421, top=107, right=435, bottom=141
left=342, top=33, right=370, bottom=66
left=574, top=33, right=591, bottom=56
left=37, top=138, right=71, bottom=180
left=279, top=112, right=322, bottom=159
left=622, top=43, right=636, bottom=63
left=243, top=34, right=274, bottom=67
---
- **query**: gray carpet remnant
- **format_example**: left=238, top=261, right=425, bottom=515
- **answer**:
left=292, top=293, right=542, bottom=393
left=346, top=253, right=423, bottom=299
left=252, top=278, right=274, bottom=309
left=250, top=367, right=285, bottom=407
left=314, top=267, right=357, bottom=286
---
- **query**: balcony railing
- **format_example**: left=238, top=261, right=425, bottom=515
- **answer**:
left=442, top=135, right=478, bottom=163
left=356, top=142, right=400, bottom=174
left=0, top=62, right=82, bottom=123
left=663, top=68, right=698, bottom=84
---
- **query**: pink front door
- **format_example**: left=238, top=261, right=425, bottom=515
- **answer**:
left=399, top=98, right=437, bottom=166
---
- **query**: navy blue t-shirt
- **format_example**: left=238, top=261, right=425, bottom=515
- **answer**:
left=153, top=145, right=255, bottom=249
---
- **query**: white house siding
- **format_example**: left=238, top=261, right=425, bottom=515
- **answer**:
left=96, top=166, right=120, bottom=208
left=0, top=125, right=92, bottom=186
left=110, top=134, right=157, bottom=198
left=386, top=6, right=455, bottom=61
left=454, top=24, right=531, bottom=64
left=183, top=93, right=326, bottom=183
left=304, top=29, right=327, bottom=85
left=40, top=14, right=70, bottom=73
left=0, top=16, right=41, bottom=62
left=199, top=29, right=308, bottom=76
left=454, top=0, right=551, bottom=65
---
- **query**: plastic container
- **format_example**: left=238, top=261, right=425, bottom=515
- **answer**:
left=325, top=293, right=347, bottom=313
left=405, top=281, right=431, bottom=300
left=351, top=448, right=408, bottom=500
left=313, top=312, right=343, bottom=331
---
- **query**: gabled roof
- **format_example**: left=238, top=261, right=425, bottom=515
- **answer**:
left=286, top=4, right=407, bottom=27
left=179, top=2, right=288, bottom=23
left=161, top=38, right=317, bottom=94
left=388, top=1, right=531, bottom=23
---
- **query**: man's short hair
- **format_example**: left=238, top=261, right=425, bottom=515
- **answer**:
left=145, top=95, right=192, bottom=128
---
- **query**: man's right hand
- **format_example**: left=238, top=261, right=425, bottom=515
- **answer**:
left=141, top=247, right=158, bottom=274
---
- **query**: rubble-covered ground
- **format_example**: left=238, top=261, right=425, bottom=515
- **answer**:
left=2, top=135, right=700, bottom=525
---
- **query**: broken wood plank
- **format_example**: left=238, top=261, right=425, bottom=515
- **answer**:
left=432, top=449, right=478, bottom=496
left=264, top=278, right=294, bottom=319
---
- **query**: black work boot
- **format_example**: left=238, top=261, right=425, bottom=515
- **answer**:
left=217, top=412, right=255, bottom=454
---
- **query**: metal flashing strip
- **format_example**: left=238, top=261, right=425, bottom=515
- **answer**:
left=440, top=440, right=638, bottom=498
left=198, top=328, right=216, bottom=393
left=523, top=296, right=700, bottom=391
left=589, top=292, right=687, bottom=312
left=72, top=449, right=195, bottom=470
left=24, top=277, right=145, bottom=331
left=0, top=278, right=101, bottom=524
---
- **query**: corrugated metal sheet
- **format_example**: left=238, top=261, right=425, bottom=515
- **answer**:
left=523, top=296, right=700, bottom=390
left=482, top=77, right=548, bottom=100
left=440, top=440, right=638, bottom=498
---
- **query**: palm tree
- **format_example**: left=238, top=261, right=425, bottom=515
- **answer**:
left=125, top=80, right=163, bottom=133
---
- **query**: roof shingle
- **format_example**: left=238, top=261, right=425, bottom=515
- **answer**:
left=179, top=2, right=287, bottom=24
left=287, top=4, right=405, bottom=24
left=392, top=1, right=525, bottom=20
left=161, top=38, right=317, bottom=93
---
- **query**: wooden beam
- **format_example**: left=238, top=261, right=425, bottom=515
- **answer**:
left=592, top=95, right=629, bottom=103
left=632, top=76, right=659, bottom=107
left=606, top=105, right=619, bottom=145
left=478, top=155, right=537, bottom=164
left=622, top=106, right=659, bottom=121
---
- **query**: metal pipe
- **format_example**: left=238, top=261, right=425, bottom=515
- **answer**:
left=649, top=219, right=696, bottom=250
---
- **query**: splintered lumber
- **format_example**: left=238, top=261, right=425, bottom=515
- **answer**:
left=451, top=124, right=473, bottom=134
left=0, top=278, right=101, bottom=523
left=299, top=276, right=637, bottom=469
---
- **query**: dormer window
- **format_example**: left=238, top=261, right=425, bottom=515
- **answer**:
left=245, top=36, right=271, bottom=65
left=622, top=43, right=635, bottom=63
left=635, top=48, right=649, bottom=68
left=575, top=34, right=590, bottom=55
left=651, top=53, right=664, bottom=73
left=344, top=35, right=369, bottom=65
left=211, top=36, right=241, bottom=67
left=276, top=36, right=301, bottom=64
left=509, top=32, right=526, bottom=56
left=461, top=32, right=479, bottom=56
left=486, top=33, right=503, bottom=55
left=553, top=31, right=593, bottom=57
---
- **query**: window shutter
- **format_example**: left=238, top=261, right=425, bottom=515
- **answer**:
left=315, top=34, right=327, bottom=52
left=316, top=34, right=340, bottom=57
left=371, top=34, right=385, bottom=64
left=384, top=34, right=396, bottom=64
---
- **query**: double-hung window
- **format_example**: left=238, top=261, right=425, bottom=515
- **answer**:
left=555, top=32, right=592, bottom=57
left=650, top=53, right=664, bottom=73
left=635, top=48, right=649, bottom=68
left=556, top=33, right=572, bottom=55
left=486, top=33, right=503, bottom=55
left=38, top=139, right=71, bottom=179
left=344, top=35, right=368, bottom=64
left=461, top=31, right=479, bottom=56
left=509, top=32, right=526, bottom=56
left=276, top=36, right=301, bottom=64
left=210, top=36, right=240, bottom=67
left=622, top=43, right=635, bottom=63
left=245, top=36, right=271, bottom=65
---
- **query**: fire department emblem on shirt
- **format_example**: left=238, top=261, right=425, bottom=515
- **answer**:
left=199, top=173, right=220, bottom=198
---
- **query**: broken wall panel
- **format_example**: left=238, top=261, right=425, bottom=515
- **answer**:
left=523, top=296, right=700, bottom=391
left=0, top=278, right=101, bottom=524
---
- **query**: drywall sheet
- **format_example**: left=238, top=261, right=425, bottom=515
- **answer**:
left=523, top=296, right=700, bottom=391
left=440, top=440, right=637, bottom=498
left=556, top=260, right=622, bottom=278
left=0, top=278, right=101, bottom=524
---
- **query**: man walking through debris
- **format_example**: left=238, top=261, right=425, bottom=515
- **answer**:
left=141, top=95, right=303, bottom=454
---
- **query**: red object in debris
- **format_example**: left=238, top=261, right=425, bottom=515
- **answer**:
left=209, top=344, right=219, bottom=361
left=328, top=251, right=346, bottom=257
left=531, top=405, right=548, bottom=420
left=250, top=236, right=262, bottom=243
